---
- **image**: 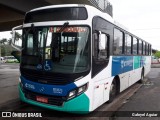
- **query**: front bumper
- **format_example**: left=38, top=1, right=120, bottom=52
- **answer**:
left=19, top=84, right=90, bottom=114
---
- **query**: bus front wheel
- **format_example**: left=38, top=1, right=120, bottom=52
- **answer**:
left=108, top=79, right=117, bottom=103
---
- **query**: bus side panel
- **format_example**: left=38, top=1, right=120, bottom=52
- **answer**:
left=129, top=56, right=151, bottom=87
left=91, top=56, right=113, bottom=111
left=129, top=56, right=142, bottom=86
left=84, top=50, right=149, bottom=111
left=119, top=71, right=130, bottom=92
left=144, top=56, right=151, bottom=76
left=112, top=56, right=133, bottom=92
left=129, top=68, right=141, bottom=86
left=112, top=56, right=133, bottom=76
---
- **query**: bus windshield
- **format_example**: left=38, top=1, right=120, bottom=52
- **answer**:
left=21, top=26, right=90, bottom=74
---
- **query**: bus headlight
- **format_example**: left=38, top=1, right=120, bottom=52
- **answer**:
left=77, top=84, right=87, bottom=95
left=68, top=90, right=76, bottom=99
left=19, top=78, right=21, bottom=83
left=68, top=83, right=88, bottom=100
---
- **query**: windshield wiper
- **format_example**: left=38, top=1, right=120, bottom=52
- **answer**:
left=58, top=22, right=69, bottom=32
left=51, top=22, right=69, bottom=48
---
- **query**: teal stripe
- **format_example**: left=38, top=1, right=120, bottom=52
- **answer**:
left=134, top=56, right=141, bottom=69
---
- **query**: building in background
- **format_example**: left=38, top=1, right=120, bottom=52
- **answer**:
left=89, top=0, right=113, bottom=17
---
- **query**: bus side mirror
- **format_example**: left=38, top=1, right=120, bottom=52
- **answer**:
left=12, top=25, right=23, bottom=51
left=11, top=51, right=21, bottom=63
left=99, top=32, right=106, bottom=50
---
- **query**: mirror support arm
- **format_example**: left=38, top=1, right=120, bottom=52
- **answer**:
left=11, top=25, right=23, bottom=51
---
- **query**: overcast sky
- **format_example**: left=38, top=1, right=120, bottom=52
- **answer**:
left=110, top=0, right=160, bottom=50
left=0, top=0, right=160, bottom=50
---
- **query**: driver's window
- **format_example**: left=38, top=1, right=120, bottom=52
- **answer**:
left=93, top=31, right=108, bottom=61
left=93, top=32, right=99, bottom=59
left=98, top=34, right=108, bottom=59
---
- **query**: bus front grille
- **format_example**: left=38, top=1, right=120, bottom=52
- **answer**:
left=24, top=89, right=66, bottom=106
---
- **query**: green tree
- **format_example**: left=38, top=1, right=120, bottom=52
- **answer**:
left=0, top=31, right=22, bottom=57
left=0, top=38, right=17, bottom=56
left=15, top=32, right=22, bottom=40
left=0, top=38, right=7, bottom=56
left=8, top=38, right=12, bottom=45
left=154, top=51, right=160, bottom=58
left=10, top=31, right=22, bottom=41
left=0, top=38, right=7, bottom=45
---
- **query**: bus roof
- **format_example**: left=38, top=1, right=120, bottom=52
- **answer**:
left=26, top=4, right=114, bottom=24
left=24, top=4, right=150, bottom=45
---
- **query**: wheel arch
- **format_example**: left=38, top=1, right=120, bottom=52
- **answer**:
left=142, top=67, right=145, bottom=75
left=113, top=75, right=120, bottom=94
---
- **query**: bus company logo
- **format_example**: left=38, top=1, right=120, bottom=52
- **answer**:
left=53, top=88, right=63, bottom=94
left=121, top=59, right=133, bottom=68
left=39, top=87, right=45, bottom=92
left=25, top=83, right=35, bottom=90
left=121, top=60, right=124, bottom=68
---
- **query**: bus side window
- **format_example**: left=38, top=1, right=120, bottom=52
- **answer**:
left=142, top=42, right=146, bottom=55
left=125, top=34, right=132, bottom=55
left=93, top=31, right=108, bottom=61
left=133, top=37, right=138, bottom=55
left=92, top=31, right=110, bottom=78
left=149, top=45, right=152, bottom=55
left=139, top=40, right=143, bottom=55
left=146, top=43, right=148, bottom=55
left=113, top=29, right=123, bottom=55
left=98, top=34, right=108, bottom=60
left=93, top=32, right=99, bottom=59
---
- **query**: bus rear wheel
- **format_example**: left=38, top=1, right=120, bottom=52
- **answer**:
left=108, top=79, right=117, bottom=103
left=139, top=69, right=145, bottom=83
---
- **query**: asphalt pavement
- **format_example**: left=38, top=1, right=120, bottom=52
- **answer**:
left=0, top=63, right=19, bottom=105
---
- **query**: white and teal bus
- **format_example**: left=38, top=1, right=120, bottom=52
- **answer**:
left=12, top=4, right=151, bottom=113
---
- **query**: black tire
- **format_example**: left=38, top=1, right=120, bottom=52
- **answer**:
left=139, top=69, right=145, bottom=83
left=108, top=79, right=117, bottom=103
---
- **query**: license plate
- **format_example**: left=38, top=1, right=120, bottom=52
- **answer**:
left=36, top=96, right=48, bottom=103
